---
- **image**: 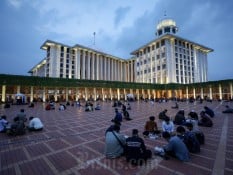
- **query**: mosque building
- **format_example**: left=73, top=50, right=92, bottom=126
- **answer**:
left=29, top=17, right=213, bottom=85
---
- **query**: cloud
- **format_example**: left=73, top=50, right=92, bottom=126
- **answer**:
left=7, top=0, right=22, bottom=9
left=114, top=6, right=131, bottom=27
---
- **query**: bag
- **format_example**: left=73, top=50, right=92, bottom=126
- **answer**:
left=112, top=131, right=127, bottom=155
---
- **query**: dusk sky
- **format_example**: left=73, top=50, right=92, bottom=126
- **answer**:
left=0, top=0, right=233, bottom=81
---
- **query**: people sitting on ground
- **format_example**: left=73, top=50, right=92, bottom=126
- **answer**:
left=127, top=103, right=131, bottom=110
left=28, top=116, right=44, bottom=131
left=204, top=106, right=215, bottom=118
left=176, top=125, right=200, bottom=153
left=105, top=120, right=121, bottom=135
left=66, top=101, right=70, bottom=106
left=49, top=101, right=55, bottom=109
left=122, top=104, right=127, bottom=112
left=171, top=102, right=179, bottom=109
left=222, top=105, right=233, bottom=113
left=95, top=103, right=101, bottom=110
left=15, top=109, right=27, bottom=122
left=123, top=110, right=132, bottom=121
left=162, top=131, right=190, bottom=162
left=174, top=109, right=186, bottom=125
left=187, top=110, right=199, bottom=120
left=28, top=102, right=34, bottom=108
left=111, top=108, right=123, bottom=123
left=59, top=104, right=66, bottom=111
left=105, top=125, right=126, bottom=158
left=143, top=116, right=160, bottom=137
left=112, top=101, right=117, bottom=107
left=158, top=109, right=168, bottom=120
left=198, top=111, right=213, bottom=127
left=125, top=129, right=152, bottom=165
left=162, top=116, right=175, bottom=134
left=8, top=116, right=26, bottom=135
left=186, top=122, right=205, bottom=145
left=85, top=101, right=93, bottom=111
left=186, top=111, right=200, bottom=133
left=0, top=115, right=9, bottom=133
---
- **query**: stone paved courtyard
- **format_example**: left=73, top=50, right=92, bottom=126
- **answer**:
left=0, top=100, right=233, bottom=175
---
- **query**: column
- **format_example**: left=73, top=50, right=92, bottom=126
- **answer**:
left=76, top=49, right=81, bottom=79
left=104, top=57, right=107, bottom=80
left=75, top=87, right=79, bottom=101
left=92, top=53, right=95, bottom=80
left=117, top=88, right=120, bottom=100
left=17, top=85, right=20, bottom=94
left=142, top=89, right=145, bottom=99
left=100, top=56, right=103, bottom=80
left=230, top=83, right=233, bottom=100
left=201, top=88, right=204, bottom=99
left=85, top=87, right=88, bottom=101
left=42, top=87, right=46, bottom=102
left=82, top=51, right=86, bottom=79
left=30, top=86, right=34, bottom=102
left=109, top=88, right=112, bottom=100
left=66, top=88, right=69, bottom=102
left=147, top=89, right=151, bottom=100
left=1, top=85, right=6, bottom=102
left=54, top=88, right=58, bottom=102
left=219, top=84, right=222, bottom=100
left=136, top=89, right=139, bottom=101
left=153, top=90, right=156, bottom=100
left=124, top=88, right=127, bottom=101
left=108, top=58, right=111, bottom=80
left=209, top=86, right=213, bottom=100
left=96, top=54, right=99, bottom=80
left=186, top=86, right=189, bottom=99
left=87, top=52, right=90, bottom=79
left=193, top=88, right=196, bottom=99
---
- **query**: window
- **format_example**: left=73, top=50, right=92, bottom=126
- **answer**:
left=161, top=52, right=165, bottom=58
left=158, top=30, right=162, bottom=36
left=144, top=60, right=147, bottom=64
left=61, top=46, right=64, bottom=52
left=60, top=63, right=63, bottom=67
left=152, top=57, right=155, bottom=61
left=144, top=70, right=147, bottom=74
left=157, top=66, right=160, bottom=70
left=152, top=45, right=155, bottom=50
left=164, top=27, right=170, bottom=33
left=137, top=72, right=140, bottom=75
left=162, top=64, right=166, bottom=69
left=172, top=28, right=176, bottom=34
left=156, top=54, right=160, bottom=59
left=156, top=42, right=159, bottom=48
left=161, top=40, right=165, bottom=46
left=152, top=67, right=155, bottom=72
left=137, top=62, right=139, bottom=66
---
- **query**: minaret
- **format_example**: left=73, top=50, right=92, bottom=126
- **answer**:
left=155, top=14, right=178, bottom=37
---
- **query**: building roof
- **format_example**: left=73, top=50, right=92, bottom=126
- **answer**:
left=130, top=34, right=214, bottom=55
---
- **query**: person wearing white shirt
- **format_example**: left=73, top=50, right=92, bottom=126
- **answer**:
left=28, top=116, right=43, bottom=131
left=0, top=115, right=8, bottom=133
left=162, top=117, right=174, bottom=134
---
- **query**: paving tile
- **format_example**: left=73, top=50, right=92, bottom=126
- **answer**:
left=47, top=151, right=78, bottom=172
left=25, top=143, right=51, bottom=157
left=0, top=167, right=16, bottom=175
left=85, top=140, right=105, bottom=154
left=19, top=158, right=55, bottom=175
left=46, top=139, right=70, bottom=151
left=1, top=148, right=28, bottom=167
left=78, top=162, right=114, bottom=175
left=225, top=159, right=233, bottom=170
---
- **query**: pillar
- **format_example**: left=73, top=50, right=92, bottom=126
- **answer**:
left=30, top=86, right=34, bottom=102
left=117, top=88, right=120, bottom=101
left=201, top=88, right=204, bottom=99
left=65, top=88, right=69, bottom=102
left=124, top=88, right=127, bottom=101
left=109, top=88, right=112, bottom=100
left=147, top=89, right=151, bottom=100
left=2, top=85, right=6, bottom=102
left=136, top=89, right=139, bottom=101
left=17, top=85, right=20, bottom=94
left=186, top=86, right=189, bottom=99
left=75, top=87, right=79, bottom=101
left=42, top=87, right=46, bottom=102
left=193, top=88, right=196, bottom=99
left=102, top=88, right=105, bottom=101
left=219, top=84, right=222, bottom=100
left=230, top=83, right=233, bottom=100
left=54, top=88, right=58, bottom=102
left=209, top=86, right=213, bottom=100
left=94, top=88, right=97, bottom=101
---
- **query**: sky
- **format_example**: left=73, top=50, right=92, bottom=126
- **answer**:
left=0, top=0, right=233, bottom=81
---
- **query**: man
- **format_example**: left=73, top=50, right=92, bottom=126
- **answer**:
left=162, top=131, right=190, bottom=162
left=105, top=125, right=126, bottom=158
left=112, top=108, right=122, bottom=123
left=125, top=129, right=152, bottom=165
left=158, top=109, right=168, bottom=120
left=105, top=120, right=121, bottom=135
left=143, top=116, right=160, bottom=137
left=198, top=111, right=213, bottom=127
left=0, top=115, right=8, bottom=133
left=204, top=106, right=215, bottom=118
left=28, top=116, right=44, bottom=131
left=16, top=109, right=27, bottom=122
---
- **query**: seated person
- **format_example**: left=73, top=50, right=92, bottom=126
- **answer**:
left=28, top=116, right=44, bottom=131
left=95, top=103, right=101, bottom=110
left=188, top=110, right=199, bottom=120
left=174, top=110, right=186, bottom=125
left=28, top=102, right=34, bottom=108
left=59, top=104, right=66, bottom=111
left=122, top=104, right=127, bottom=112
left=105, top=125, right=126, bottom=158
left=111, top=108, right=122, bottom=123
left=204, top=106, right=215, bottom=118
left=162, top=116, right=174, bottom=134
left=158, top=109, right=168, bottom=120
left=127, top=103, right=131, bottom=110
left=186, top=122, right=204, bottom=145
left=112, top=101, right=117, bottom=107
left=162, top=131, right=190, bottom=162
left=49, top=101, right=55, bottom=109
left=171, top=102, right=179, bottom=109
left=15, top=109, right=27, bottom=122
left=222, top=105, right=233, bottom=113
left=105, top=120, right=121, bottom=135
left=125, top=129, right=152, bottom=165
left=123, top=110, right=132, bottom=121
left=198, top=111, right=213, bottom=127
left=177, top=125, right=200, bottom=153
left=8, top=117, right=26, bottom=135
left=143, top=116, right=160, bottom=137
left=0, top=115, right=9, bottom=133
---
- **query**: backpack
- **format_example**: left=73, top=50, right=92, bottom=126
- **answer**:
left=184, top=132, right=200, bottom=153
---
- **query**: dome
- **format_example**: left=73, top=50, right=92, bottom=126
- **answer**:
left=156, top=18, right=178, bottom=37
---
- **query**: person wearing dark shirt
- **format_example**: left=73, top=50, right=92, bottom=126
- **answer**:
left=204, top=106, right=215, bottom=118
left=188, top=110, right=199, bottom=120
left=222, top=105, right=233, bottom=113
left=105, top=120, right=121, bottom=135
left=174, top=110, right=185, bottom=125
left=125, top=129, right=152, bottom=165
left=158, top=109, right=168, bottom=120
left=198, top=111, right=213, bottom=127
left=112, top=108, right=122, bottom=123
